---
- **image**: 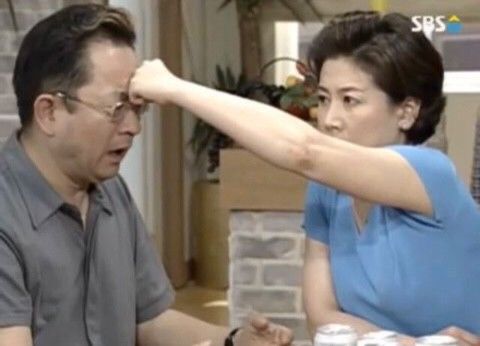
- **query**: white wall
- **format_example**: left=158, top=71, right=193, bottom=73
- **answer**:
left=182, top=0, right=241, bottom=259
left=110, top=0, right=242, bottom=258
left=445, top=94, right=480, bottom=186
left=110, top=0, right=161, bottom=236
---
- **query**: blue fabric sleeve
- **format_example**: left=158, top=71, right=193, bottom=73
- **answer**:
left=389, top=145, right=459, bottom=223
left=303, top=181, right=331, bottom=244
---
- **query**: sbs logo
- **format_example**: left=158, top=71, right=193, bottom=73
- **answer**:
left=411, top=15, right=462, bottom=34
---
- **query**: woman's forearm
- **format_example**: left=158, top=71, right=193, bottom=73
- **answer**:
left=169, top=79, right=321, bottom=173
left=130, top=59, right=329, bottom=177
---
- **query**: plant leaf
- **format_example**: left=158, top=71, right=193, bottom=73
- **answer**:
left=237, top=0, right=262, bottom=13
left=218, top=0, right=234, bottom=11
left=189, top=120, right=218, bottom=162
left=285, top=84, right=305, bottom=97
left=226, top=67, right=236, bottom=90
left=6, top=0, right=18, bottom=31
left=236, top=74, right=248, bottom=93
left=303, top=96, right=319, bottom=108
left=280, top=94, right=293, bottom=109
left=278, top=0, right=304, bottom=23
left=215, top=65, right=226, bottom=90
left=305, top=0, right=323, bottom=20
left=296, top=61, right=310, bottom=76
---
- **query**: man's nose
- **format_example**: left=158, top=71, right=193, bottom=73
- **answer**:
left=118, top=108, right=142, bottom=136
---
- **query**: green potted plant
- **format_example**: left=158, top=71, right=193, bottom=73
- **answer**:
left=188, top=65, right=247, bottom=176
left=189, top=58, right=318, bottom=176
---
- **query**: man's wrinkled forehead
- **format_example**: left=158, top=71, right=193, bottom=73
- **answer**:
left=78, top=40, right=137, bottom=96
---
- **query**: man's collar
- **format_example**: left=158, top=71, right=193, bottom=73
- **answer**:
left=89, top=184, right=113, bottom=216
left=3, top=133, right=112, bottom=229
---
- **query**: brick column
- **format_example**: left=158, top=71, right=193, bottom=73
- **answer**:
left=228, top=211, right=312, bottom=346
left=0, top=1, right=105, bottom=146
left=0, top=0, right=64, bottom=145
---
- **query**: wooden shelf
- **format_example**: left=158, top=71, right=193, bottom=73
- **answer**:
left=220, top=149, right=307, bottom=211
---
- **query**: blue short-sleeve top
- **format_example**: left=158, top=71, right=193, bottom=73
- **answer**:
left=303, top=145, right=480, bottom=336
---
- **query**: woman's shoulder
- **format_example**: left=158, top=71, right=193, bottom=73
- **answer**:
left=388, top=144, right=450, bottom=160
left=387, top=144, right=456, bottom=179
left=385, top=144, right=476, bottom=224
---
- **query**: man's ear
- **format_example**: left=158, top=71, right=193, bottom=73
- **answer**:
left=397, top=97, right=421, bottom=131
left=32, top=94, right=59, bottom=136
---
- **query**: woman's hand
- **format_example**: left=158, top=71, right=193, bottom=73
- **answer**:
left=398, top=334, right=416, bottom=346
left=129, top=59, right=182, bottom=105
left=438, top=326, right=480, bottom=346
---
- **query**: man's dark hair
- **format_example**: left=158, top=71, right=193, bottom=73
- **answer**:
left=307, top=11, right=446, bottom=144
left=13, top=4, right=136, bottom=128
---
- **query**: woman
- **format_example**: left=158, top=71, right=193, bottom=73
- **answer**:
left=129, top=11, right=480, bottom=345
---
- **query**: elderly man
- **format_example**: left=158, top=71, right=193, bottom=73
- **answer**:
left=0, top=4, right=292, bottom=346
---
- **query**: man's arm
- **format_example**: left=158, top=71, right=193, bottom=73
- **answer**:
left=136, top=309, right=227, bottom=346
left=136, top=309, right=293, bottom=346
left=0, top=326, right=32, bottom=346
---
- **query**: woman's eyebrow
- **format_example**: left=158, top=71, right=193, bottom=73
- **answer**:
left=338, top=86, right=366, bottom=92
left=317, top=85, right=366, bottom=93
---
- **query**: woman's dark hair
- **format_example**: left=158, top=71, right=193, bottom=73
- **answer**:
left=307, top=11, right=446, bottom=144
left=13, top=4, right=136, bottom=128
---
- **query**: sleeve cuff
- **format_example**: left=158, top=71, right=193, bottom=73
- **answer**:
left=0, top=312, right=32, bottom=327
left=136, top=286, right=176, bottom=324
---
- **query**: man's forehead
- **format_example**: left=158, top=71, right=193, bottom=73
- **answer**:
left=82, top=39, right=136, bottom=69
left=81, top=41, right=137, bottom=98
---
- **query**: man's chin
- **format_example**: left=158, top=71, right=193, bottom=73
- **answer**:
left=95, top=167, right=120, bottom=182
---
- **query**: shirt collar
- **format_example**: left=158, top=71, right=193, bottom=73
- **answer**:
left=3, top=133, right=112, bottom=229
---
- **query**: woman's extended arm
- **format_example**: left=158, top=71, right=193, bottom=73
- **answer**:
left=129, top=60, right=431, bottom=216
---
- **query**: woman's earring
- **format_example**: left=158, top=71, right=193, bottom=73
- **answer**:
left=400, top=120, right=412, bottom=130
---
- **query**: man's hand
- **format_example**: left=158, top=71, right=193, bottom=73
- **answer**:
left=233, top=313, right=293, bottom=346
left=439, top=326, right=480, bottom=346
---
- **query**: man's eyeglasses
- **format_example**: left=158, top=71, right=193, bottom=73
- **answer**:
left=51, top=91, right=147, bottom=123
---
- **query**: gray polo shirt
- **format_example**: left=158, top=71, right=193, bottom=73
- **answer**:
left=0, top=133, right=175, bottom=346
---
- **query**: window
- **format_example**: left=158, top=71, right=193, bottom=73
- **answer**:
left=274, top=20, right=480, bottom=93
left=432, top=23, right=480, bottom=93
